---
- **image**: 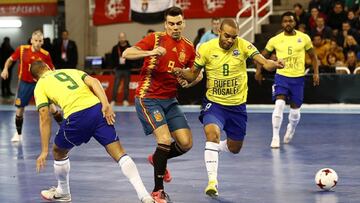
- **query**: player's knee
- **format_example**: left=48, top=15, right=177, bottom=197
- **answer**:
left=179, top=139, right=192, bottom=152
left=228, top=145, right=242, bottom=154
left=52, top=146, right=68, bottom=160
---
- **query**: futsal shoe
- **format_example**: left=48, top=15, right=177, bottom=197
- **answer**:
left=151, top=190, right=171, bottom=203
left=283, top=125, right=295, bottom=144
left=270, top=136, right=280, bottom=148
left=11, top=132, right=21, bottom=142
left=141, top=195, right=155, bottom=203
left=205, top=180, right=219, bottom=197
left=41, top=186, right=71, bottom=202
left=148, top=155, right=172, bottom=183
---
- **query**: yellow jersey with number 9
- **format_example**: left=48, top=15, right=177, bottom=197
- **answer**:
left=265, top=31, right=312, bottom=77
left=34, top=69, right=100, bottom=119
left=195, top=38, right=259, bottom=106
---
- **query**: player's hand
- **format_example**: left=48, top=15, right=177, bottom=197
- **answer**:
left=36, top=151, right=48, bottom=173
left=102, top=104, right=116, bottom=125
left=152, top=46, right=166, bottom=56
left=254, top=71, right=263, bottom=85
left=171, top=67, right=183, bottom=76
left=313, top=73, right=320, bottom=86
left=177, top=77, right=190, bottom=88
left=1, top=70, right=8, bottom=80
left=275, top=59, right=285, bottom=69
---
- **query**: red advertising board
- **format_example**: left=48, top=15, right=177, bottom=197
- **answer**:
left=93, top=0, right=131, bottom=26
left=0, top=0, right=57, bottom=16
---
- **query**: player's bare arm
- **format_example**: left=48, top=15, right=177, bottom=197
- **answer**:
left=307, top=48, right=320, bottom=86
left=173, top=66, right=202, bottom=83
left=122, top=46, right=166, bottom=60
left=0, top=57, right=14, bottom=80
left=255, top=50, right=271, bottom=84
left=36, top=106, right=51, bottom=172
left=253, top=53, right=284, bottom=72
left=84, top=75, right=115, bottom=125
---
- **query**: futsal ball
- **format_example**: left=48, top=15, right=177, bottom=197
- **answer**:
left=315, top=168, right=338, bottom=191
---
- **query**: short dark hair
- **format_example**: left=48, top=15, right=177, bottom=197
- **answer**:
left=220, top=19, right=238, bottom=30
left=293, top=3, right=303, bottom=9
left=164, top=6, right=183, bottom=19
left=30, top=60, right=47, bottom=79
left=281, top=11, right=295, bottom=21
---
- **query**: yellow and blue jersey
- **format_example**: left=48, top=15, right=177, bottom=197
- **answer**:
left=265, top=30, right=312, bottom=77
left=34, top=69, right=99, bottom=119
left=195, top=38, right=259, bottom=106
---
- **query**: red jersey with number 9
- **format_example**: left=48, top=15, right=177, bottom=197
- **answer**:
left=135, top=32, right=195, bottom=99
left=11, top=45, right=54, bottom=83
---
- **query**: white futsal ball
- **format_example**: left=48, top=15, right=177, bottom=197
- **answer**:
left=315, top=168, right=338, bottom=191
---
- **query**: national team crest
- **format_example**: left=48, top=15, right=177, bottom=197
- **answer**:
left=153, top=110, right=163, bottom=122
left=233, top=49, right=240, bottom=56
left=179, top=51, right=186, bottom=63
left=297, top=38, right=302, bottom=43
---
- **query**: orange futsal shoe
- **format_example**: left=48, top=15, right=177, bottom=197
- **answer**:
left=148, top=154, right=172, bottom=183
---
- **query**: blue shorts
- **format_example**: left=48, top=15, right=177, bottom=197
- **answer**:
left=272, top=74, right=305, bottom=107
left=55, top=103, right=119, bottom=149
left=199, top=98, right=247, bottom=141
left=135, top=97, right=190, bottom=135
left=15, top=80, right=36, bottom=107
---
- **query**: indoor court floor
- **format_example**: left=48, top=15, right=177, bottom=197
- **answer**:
left=0, top=105, right=359, bottom=203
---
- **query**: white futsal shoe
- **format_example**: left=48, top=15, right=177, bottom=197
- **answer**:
left=283, top=124, right=295, bottom=144
left=41, top=187, right=71, bottom=202
left=270, top=136, right=280, bottom=148
left=141, top=195, right=155, bottom=203
left=11, top=132, right=21, bottom=142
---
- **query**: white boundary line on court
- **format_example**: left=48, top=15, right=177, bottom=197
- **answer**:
left=1, top=104, right=360, bottom=114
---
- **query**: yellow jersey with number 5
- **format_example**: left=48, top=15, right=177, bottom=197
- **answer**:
left=195, top=38, right=259, bottom=106
left=265, top=31, right=312, bottom=77
left=34, top=69, right=100, bottom=119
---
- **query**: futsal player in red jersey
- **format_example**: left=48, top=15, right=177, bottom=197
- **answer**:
left=0, top=30, right=62, bottom=142
left=123, top=6, right=195, bottom=203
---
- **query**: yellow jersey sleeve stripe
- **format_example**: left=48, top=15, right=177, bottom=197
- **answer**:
left=249, top=51, right=260, bottom=59
left=265, top=48, right=273, bottom=53
left=194, top=62, right=205, bottom=69
left=37, top=102, right=49, bottom=110
left=81, top=73, right=87, bottom=81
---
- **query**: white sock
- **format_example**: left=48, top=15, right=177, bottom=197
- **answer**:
left=118, top=154, right=149, bottom=200
left=287, top=108, right=301, bottom=134
left=218, top=140, right=230, bottom=153
left=204, top=141, right=219, bottom=182
left=54, top=158, right=70, bottom=195
left=272, top=100, right=285, bottom=138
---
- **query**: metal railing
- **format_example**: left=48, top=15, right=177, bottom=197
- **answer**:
left=236, top=0, right=273, bottom=42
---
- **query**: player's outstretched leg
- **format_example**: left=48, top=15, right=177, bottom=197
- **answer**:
left=41, top=157, right=71, bottom=202
left=106, top=141, right=153, bottom=202
left=204, top=141, right=219, bottom=197
left=271, top=100, right=285, bottom=148
left=284, top=108, right=300, bottom=144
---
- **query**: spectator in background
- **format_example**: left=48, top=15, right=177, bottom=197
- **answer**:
left=42, top=37, right=53, bottom=53
left=54, top=30, right=78, bottom=69
left=325, top=52, right=344, bottom=67
left=197, top=18, right=221, bottom=49
left=308, top=7, right=327, bottom=30
left=327, top=2, right=347, bottom=35
left=0, top=37, right=15, bottom=97
left=308, top=0, right=330, bottom=14
left=193, top=27, right=206, bottom=48
left=110, top=32, right=133, bottom=107
left=347, top=9, right=360, bottom=29
left=322, top=38, right=345, bottom=64
left=312, top=34, right=330, bottom=65
left=337, top=21, right=360, bottom=46
left=343, top=34, right=360, bottom=54
left=310, top=16, right=333, bottom=40
left=293, top=3, right=310, bottom=29
left=344, top=50, right=360, bottom=73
